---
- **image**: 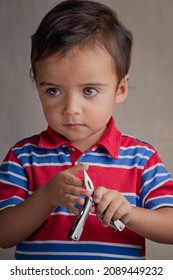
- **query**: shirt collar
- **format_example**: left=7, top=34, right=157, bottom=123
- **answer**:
left=95, top=117, right=121, bottom=159
left=39, top=117, right=121, bottom=159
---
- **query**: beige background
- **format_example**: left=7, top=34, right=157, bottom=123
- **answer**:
left=0, top=0, right=173, bottom=259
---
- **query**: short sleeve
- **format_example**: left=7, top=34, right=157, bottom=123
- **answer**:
left=140, top=150, right=173, bottom=209
left=0, top=149, right=29, bottom=211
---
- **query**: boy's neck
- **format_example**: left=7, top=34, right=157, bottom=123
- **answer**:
left=71, top=126, right=107, bottom=153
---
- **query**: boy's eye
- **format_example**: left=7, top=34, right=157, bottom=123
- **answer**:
left=46, top=88, right=61, bottom=96
left=84, top=87, right=98, bottom=97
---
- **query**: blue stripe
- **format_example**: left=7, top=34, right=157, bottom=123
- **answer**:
left=119, top=146, right=154, bottom=157
left=78, top=153, right=148, bottom=168
left=0, top=197, right=23, bottom=209
left=13, top=144, right=69, bottom=156
left=13, top=145, right=71, bottom=166
left=140, top=174, right=171, bottom=203
left=15, top=254, right=144, bottom=260
left=11, top=144, right=154, bottom=168
left=0, top=161, right=28, bottom=191
left=85, top=145, right=154, bottom=157
left=0, top=172, right=28, bottom=191
left=15, top=241, right=143, bottom=260
left=0, top=161, right=26, bottom=178
left=124, top=195, right=141, bottom=207
left=53, top=206, right=70, bottom=214
left=145, top=196, right=173, bottom=209
left=141, top=164, right=169, bottom=186
left=16, top=154, right=71, bottom=166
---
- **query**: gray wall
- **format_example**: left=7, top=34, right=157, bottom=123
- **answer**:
left=0, top=0, right=173, bottom=259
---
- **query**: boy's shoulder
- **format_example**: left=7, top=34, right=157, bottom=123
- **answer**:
left=108, top=118, right=156, bottom=153
left=120, top=133, right=156, bottom=154
left=10, top=126, right=63, bottom=154
left=2, top=133, right=43, bottom=163
left=10, top=133, right=42, bottom=156
left=13, top=133, right=40, bottom=149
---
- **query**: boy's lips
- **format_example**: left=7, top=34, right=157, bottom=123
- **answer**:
left=64, top=123, right=84, bottom=129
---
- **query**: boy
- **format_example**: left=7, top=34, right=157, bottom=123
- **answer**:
left=0, top=0, right=173, bottom=260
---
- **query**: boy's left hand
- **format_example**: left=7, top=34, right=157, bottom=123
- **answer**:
left=91, top=187, right=132, bottom=227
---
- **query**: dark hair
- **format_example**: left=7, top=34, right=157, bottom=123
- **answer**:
left=31, top=0, right=133, bottom=82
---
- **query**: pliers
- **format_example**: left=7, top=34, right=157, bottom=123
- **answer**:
left=68, top=170, right=125, bottom=241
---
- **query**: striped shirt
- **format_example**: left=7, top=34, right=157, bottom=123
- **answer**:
left=0, top=117, right=173, bottom=260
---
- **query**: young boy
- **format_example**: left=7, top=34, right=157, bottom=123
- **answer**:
left=0, top=0, right=173, bottom=260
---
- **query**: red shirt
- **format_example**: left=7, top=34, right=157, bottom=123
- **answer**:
left=0, top=117, right=173, bottom=259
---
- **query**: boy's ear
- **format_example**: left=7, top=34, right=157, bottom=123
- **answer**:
left=115, top=74, right=129, bottom=104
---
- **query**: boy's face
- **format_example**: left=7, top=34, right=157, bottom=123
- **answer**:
left=35, top=45, right=128, bottom=151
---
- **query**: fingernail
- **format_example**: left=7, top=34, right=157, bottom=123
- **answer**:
left=75, top=162, right=83, bottom=166
left=103, top=223, right=108, bottom=228
left=94, top=198, right=100, bottom=204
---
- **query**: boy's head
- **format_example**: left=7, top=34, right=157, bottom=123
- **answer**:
left=31, top=0, right=133, bottom=151
left=31, top=0, right=133, bottom=83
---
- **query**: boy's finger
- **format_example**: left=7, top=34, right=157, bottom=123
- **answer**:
left=93, top=186, right=107, bottom=204
left=67, top=184, right=91, bottom=197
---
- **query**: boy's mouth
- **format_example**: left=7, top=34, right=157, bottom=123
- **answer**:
left=64, top=123, right=84, bottom=129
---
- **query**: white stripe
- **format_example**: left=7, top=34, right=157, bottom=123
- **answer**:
left=122, top=192, right=139, bottom=197
left=0, top=179, right=28, bottom=191
left=12, top=143, right=38, bottom=150
left=0, top=196, right=24, bottom=210
left=145, top=195, right=173, bottom=208
left=17, top=151, right=70, bottom=159
left=84, top=162, right=143, bottom=169
left=0, top=195, right=24, bottom=203
left=51, top=211, right=72, bottom=216
left=120, top=145, right=154, bottom=153
left=141, top=172, right=169, bottom=192
left=22, top=162, right=143, bottom=169
left=142, top=163, right=164, bottom=176
left=0, top=205, right=16, bottom=211
left=23, top=162, right=72, bottom=168
left=147, top=194, right=173, bottom=202
left=21, top=240, right=142, bottom=249
left=119, top=154, right=149, bottom=160
left=88, top=152, right=150, bottom=160
left=2, top=160, right=22, bottom=168
left=85, top=152, right=111, bottom=157
left=0, top=170, right=27, bottom=181
left=151, top=203, right=173, bottom=210
left=122, top=192, right=140, bottom=203
left=142, top=178, right=171, bottom=207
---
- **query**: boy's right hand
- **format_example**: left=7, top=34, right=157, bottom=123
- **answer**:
left=44, top=164, right=90, bottom=215
left=0, top=164, right=89, bottom=248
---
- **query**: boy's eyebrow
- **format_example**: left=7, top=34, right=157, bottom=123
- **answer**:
left=39, top=82, right=59, bottom=87
left=81, top=83, right=108, bottom=87
left=38, top=81, right=109, bottom=87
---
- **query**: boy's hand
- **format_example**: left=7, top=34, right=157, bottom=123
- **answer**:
left=45, top=164, right=90, bottom=215
left=91, top=187, right=132, bottom=227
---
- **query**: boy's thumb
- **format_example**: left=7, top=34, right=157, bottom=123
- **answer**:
left=67, top=163, right=89, bottom=176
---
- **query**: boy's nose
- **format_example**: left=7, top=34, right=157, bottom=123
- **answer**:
left=63, top=94, right=82, bottom=116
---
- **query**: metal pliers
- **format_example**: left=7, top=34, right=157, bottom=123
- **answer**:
left=68, top=170, right=125, bottom=241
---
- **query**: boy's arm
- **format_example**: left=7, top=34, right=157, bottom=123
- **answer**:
left=0, top=184, right=55, bottom=248
left=93, top=187, right=173, bottom=244
left=126, top=206, right=173, bottom=244
left=0, top=164, right=89, bottom=248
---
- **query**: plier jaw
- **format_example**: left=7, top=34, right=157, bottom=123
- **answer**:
left=68, top=170, right=125, bottom=241
left=67, top=171, right=94, bottom=241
